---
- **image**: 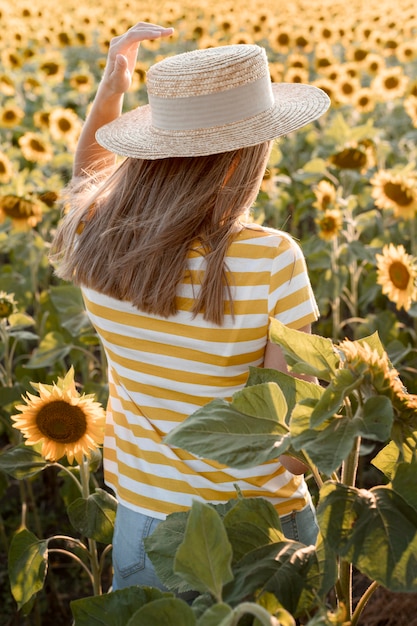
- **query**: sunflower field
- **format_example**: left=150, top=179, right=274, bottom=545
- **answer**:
left=1, top=0, right=417, bottom=624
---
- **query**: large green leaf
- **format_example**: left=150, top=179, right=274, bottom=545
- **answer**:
left=0, top=444, right=47, bottom=479
left=24, top=331, right=71, bottom=369
left=8, top=528, right=48, bottom=609
left=127, top=598, right=196, bottom=626
left=144, top=510, right=192, bottom=592
left=291, top=396, right=393, bottom=476
left=317, top=482, right=417, bottom=591
left=291, top=412, right=360, bottom=475
left=71, top=586, right=172, bottom=626
left=223, top=497, right=284, bottom=564
left=197, top=603, right=233, bottom=626
left=309, top=369, right=361, bottom=427
left=49, top=284, right=94, bottom=336
left=268, top=318, right=339, bottom=381
left=145, top=503, right=237, bottom=593
left=391, top=458, right=417, bottom=512
left=246, top=367, right=324, bottom=420
left=67, top=488, right=117, bottom=544
left=174, top=501, right=233, bottom=601
left=165, top=385, right=290, bottom=469
left=223, top=541, right=320, bottom=617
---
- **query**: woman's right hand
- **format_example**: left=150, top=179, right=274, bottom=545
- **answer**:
left=100, top=22, right=174, bottom=96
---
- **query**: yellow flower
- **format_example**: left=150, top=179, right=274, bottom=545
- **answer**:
left=370, top=170, right=417, bottom=219
left=18, top=132, right=53, bottom=164
left=0, top=74, right=15, bottom=96
left=376, top=244, right=417, bottom=311
left=49, top=107, right=82, bottom=144
left=12, top=367, right=105, bottom=464
left=338, top=338, right=406, bottom=399
left=0, top=104, right=25, bottom=128
left=313, top=180, right=337, bottom=210
left=371, top=66, right=409, bottom=101
left=315, top=209, right=343, bottom=241
left=0, top=194, right=43, bottom=231
left=0, top=151, right=13, bottom=184
left=0, top=291, right=17, bottom=319
left=352, top=88, right=377, bottom=113
left=329, top=146, right=369, bottom=171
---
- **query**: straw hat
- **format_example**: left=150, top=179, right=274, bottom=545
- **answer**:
left=96, top=44, right=330, bottom=160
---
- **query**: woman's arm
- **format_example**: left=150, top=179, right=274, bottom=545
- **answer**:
left=73, top=22, right=173, bottom=177
left=264, top=323, right=317, bottom=474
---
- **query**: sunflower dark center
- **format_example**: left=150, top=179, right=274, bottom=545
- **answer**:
left=383, top=182, right=413, bottom=206
left=388, top=261, right=410, bottom=290
left=36, top=400, right=87, bottom=443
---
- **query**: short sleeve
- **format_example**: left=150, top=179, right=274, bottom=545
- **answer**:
left=268, top=232, right=319, bottom=329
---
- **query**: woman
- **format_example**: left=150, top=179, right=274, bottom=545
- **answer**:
left=51, top=22, right=330, bottom=591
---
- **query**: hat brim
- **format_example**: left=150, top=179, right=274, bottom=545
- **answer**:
left=95, top=83, right=330, bottom=160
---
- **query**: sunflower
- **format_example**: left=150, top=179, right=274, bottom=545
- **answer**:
left=0, top=194, right=43, bottom=231
left=18, top=132, right=53, bottom=164
left=329, top=145, right=369, bottom=171
left=49, top=107, right=82, bottom=144
left=0, top=291, right=17, bottom=320
left=337, top=338, right=407, bottom=400
left=396, top=40, right=417, bottom=63
left=0, top=73, right=15, bottom=96
left=352, top=88, right=377, bottom=113
left=370, top=169, right=417, bottom=219
left=0, top=151, right=13, bottom=184
left=312, top=180, right=337, bottom=210
left=376, top=244, right=417, bottom=311
left=69, top=71, right=94, bottom=93
left=12, top=367, right=105, bottom=464
left=33, top=110, right=50, bottom=131
left=363, top=52, right=386, bottom=75
left=371, top=66, right=409, bottom=101
left=284, top=66, right=309, bottom=84
left=334, top=75, right=361, bottom=104
left=0, top=104, right=25, bottom=128
left=315, top=209, right=343, bottom=241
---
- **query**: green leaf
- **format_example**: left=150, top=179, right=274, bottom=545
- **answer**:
left=0, top=445, right=47, bottom=479
left=50, top=284, right=94, bottom=336
left=144, top=511, right=192, bottom=592
left=391, top=459, right=417, bottom=512
left=317, top=482, right=417, bottom=591
left=268, top=318, right=339, bottom=381
left=165, top=388, right=289, bottom=469
left=71, top=586, right=172, bottom=626
left=174, top=501, right=233, bottom=600
left=8, top=528, right=48, bottom=609
left=24, top=331, right=71, bottom=368
left=223, top=497, right=284, bottom=564
left=309, top=369, right=361, bottom=427
left=127, top=597, right=196, bottom=626
left=197, top=603, right=233, bottom=626
left=67, top=488, right=117, bottom=544
left=231, top=382, right=288, bottom=421
left=292, top=413, right=360, bottom=475
left=360, top=396, right=393, bottom=441
left=246, top=367, right=323, bottom=419
left=371, top=440, right=401, bottom=479
left=224, top=541, right=319, bottom=617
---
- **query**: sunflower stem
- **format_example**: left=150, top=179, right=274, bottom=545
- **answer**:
left=52, top=462, right=83, bottom=495
left=79, top=456, right=102, bottom=595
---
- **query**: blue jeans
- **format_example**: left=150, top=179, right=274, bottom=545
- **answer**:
left=111, top=500, right=319, bottom=591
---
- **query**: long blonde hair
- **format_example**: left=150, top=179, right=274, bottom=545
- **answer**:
left=51, top=141, right=272, bottom=325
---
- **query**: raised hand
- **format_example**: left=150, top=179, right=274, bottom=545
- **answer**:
left=102, top=23, right=174, bottom=95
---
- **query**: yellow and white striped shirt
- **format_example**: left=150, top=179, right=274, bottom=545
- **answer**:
left=82, top=225, right=319, bottom=519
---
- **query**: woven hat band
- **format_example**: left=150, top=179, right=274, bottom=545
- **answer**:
left=149, top=74, right=274, bottom=131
